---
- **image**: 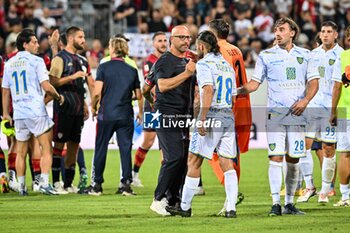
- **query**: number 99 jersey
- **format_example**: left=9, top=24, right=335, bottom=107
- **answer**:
left=196, top=53, right=236, bottom=114
left=2, top=51, right=49, bottom=120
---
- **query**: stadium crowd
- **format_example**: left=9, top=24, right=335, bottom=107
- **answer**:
left=1, top=0, right=350, bottom=219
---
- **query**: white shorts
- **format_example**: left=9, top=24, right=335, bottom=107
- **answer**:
left=189, top=123, right=237, bottom=160
left=15, top=116, right=54, bottom=141
left=306, top=116, right=336, bottom=143
left=336, top=119, right=350, bottom=152
left=266, top=124, right=306, bottom=158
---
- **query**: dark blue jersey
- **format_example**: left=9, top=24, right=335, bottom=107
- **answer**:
left=96, top=58, right=140, bottom=121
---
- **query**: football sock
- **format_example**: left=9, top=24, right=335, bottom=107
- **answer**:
left=18, top=176, right=25, bottom=192
left=269, top=161, right=283, bottom=205
left=9, top=169, right=16, bottom=181
left=296, top=167, right=303, bottom=190
left=133, top=147, right=148, bottom=173
left=64, top=167, right=75, bottom=188
left=8, top=153, right=16, bottom=171
left=0, top=149, right=6, bottom=173
left=224, top=170, right=238, bottom=211
left=300, top=149, right=314, bottom=189
left=52, top=148, right=63, bottom=184
left=77, top=147, right=87, bottom=175
left=285, top=162, right=299, bottom=204
left=321, top=156, right=336, bottom=194
left=181, top=176, right=200, bottom=211
left=282, top=159, right=287, bottom=184
left=40, top=173, right=49, bottom=187
left=340, top=184, right=349, bottom=201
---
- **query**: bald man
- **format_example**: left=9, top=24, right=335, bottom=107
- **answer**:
left=149, top=25, right=196, bottom=216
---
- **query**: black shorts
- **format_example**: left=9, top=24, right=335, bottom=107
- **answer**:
left=311, top=140, right=322, bottom=151
left=143, top=100, right=155, bottom=132
left=53, top=113, right=84, bottom=143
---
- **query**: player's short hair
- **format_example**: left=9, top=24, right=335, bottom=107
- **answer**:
left=345, top=26, right=350, bottom=40
left=65, top=26, right=83, bottom=39
left=110, top=38, right=128, bottom=58
left=208, top=19, right=230, bottom=39
left=152, top=31, right=166, bottom=41
left=321, top=21, right=338, bottom=31
left=60, top=33, right=67, bottom=46
left=274, top=17, right=299, bottom=42
left=197, top=31, right=220, bottom=55
left=16, top=28, right=36, bottom=51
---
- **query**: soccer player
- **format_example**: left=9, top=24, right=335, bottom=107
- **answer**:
left=2, top=28, right=64, bottom=195
left=166, top=30, right=238, bottom=218
left=87, top=37, right=142, bottom=196
left=49, top=26, right=93, bottom=193
left=207, top=18, right=252, bottom=208
left=297, top=21, right=343, bottom=203
left=331, top=25, right=350, bottom=207
left=132, top=32, right=167, bottom=187
left=149, top=25, right=196, bottom=216
left=238, top=17, right=319, bottom=216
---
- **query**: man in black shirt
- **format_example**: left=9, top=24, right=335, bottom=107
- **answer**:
left=149, top=25, right=196, bottom=216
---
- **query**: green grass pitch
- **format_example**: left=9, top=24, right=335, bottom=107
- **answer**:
left=0, top=149, right=349, bottom=233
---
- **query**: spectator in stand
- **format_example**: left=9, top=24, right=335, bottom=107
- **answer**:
left=299, top=10, right=318, bottom=44
left=5, top=19, right=22, bottom=48
left=21, top=4, right=43, bottom=36
left=273, top=0, right=293, bottom=18
left=234, top=10, right=253, bottom=39
left=86, top=39, right=104, bottom=69
left=249, top=38, right=263, bottom=64
left=253, top=4, right=274, bottom=45
left=319, top=0, right=336, bottom=22
left=211, top=0, right=227, bottom=20
left=5, top=3, right=20, bottom=33
left=185, top=15, right=199, bottom=47
left=40, top=7, right=56, bottom=30
left=114, top=0, right=138, bottom=33
left=178, top=0, right=201, bottom=26
left=148, top=9, right=168, bottom=33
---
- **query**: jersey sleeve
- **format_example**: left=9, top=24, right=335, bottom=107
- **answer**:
left=1, top=63, right=10, bottom=88
left=331, top=57, right=342, bottom=83
left=196, top=62, right=213, bottom=88
left=133, top=68, right=141, bottom=89
left=306, top=52, right=320, bottom=81
left=144, top=64, right=156, bottom=87
left=231, top=67, right=237, bottom=96
left=49, top=56, right=64, bottom=78
left=96, top=64, right=105, bottom=82
left=36, top=58, right=50, bottom=83
left=143, top=60, right=153, bottom=78
left=251, top=54, right=266, bottom=83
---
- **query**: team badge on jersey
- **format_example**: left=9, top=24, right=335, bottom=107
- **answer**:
left=286, top=67, right=296, bottom=80
left=329, top=59, right=335, bottom=66
left=318, top=66, right=325, bottom=78
left=297, top=57, right=304, bottom=64
left=269, top=143, right=276, bottom=151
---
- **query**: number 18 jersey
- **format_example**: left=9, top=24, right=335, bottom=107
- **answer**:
left=2, top=51, right=49, bottom=120
left=196, top=53, right=237, bottom=118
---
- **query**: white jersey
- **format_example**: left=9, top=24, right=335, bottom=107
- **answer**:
left=308, top=44, right=343, bottom=115
left=196, top=53, right=236, bottom=120
left=2, top=51, right=49, bottom=120
left=252, top=45, right=319, bottom=125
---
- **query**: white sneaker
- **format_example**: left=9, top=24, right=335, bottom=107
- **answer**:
left=297, top=188, right=317, bottom=203
left=132, top=172, right=144, bottom=188
left=9, top=179, right=19, bottom=192
left=54, top=181, right=68, bottom=195
left=194, top=186, right=205, bottom=196
left=217, top=199, right=227, bottom=216
left=150, top=198, right=171, bottom=216
left=65, top=184, right=78, bottom=193
left=32, top=183, right=40, bottom=192
left=318, top=193, right=329, bottom=203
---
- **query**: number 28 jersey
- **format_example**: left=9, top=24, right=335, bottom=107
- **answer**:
left=196, top=53, right=237, bottom=117
left=2, top=51, right=49, bottom=120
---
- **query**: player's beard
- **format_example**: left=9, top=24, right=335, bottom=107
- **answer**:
left=73, top=40, right=84, bottom=51
left=157, top=46, right=167, bottom=54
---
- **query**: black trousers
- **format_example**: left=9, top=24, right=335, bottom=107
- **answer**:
left=154, top=126, right=189, bottom=205
left=93, top=118, right=134, bottom=185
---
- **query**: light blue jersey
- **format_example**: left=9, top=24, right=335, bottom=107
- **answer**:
left=252, top=45, right=319, bottom=125
left=308, top=44, right=343, bottom=116
left=196, top=53, right=236, bottom=121
left=2, top=51, right=49, bottom=120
